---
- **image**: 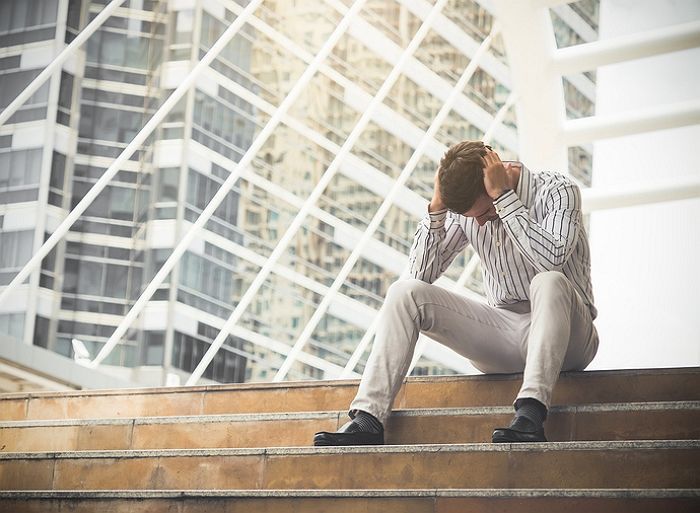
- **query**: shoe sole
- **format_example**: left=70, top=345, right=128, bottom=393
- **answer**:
left=492, top=429, right=547, bottom=443
left=313, top=432, right=384, bottom=447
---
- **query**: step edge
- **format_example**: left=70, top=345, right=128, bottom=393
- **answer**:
left=0, top=489, right=699, bottom=499
left=2, top=367, right=698, bottom=401
left=1, top=439, right=698, bottom=460
left=2, top=401, right=699, bottom=428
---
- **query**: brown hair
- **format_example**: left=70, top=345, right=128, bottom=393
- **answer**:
left=438, top=140, right=488, bottom=213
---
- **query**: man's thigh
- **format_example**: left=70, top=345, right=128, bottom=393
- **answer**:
left=406, top=280, right=529, bottom=374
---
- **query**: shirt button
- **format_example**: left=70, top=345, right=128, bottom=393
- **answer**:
left=496, top=241, right=501, bottom=247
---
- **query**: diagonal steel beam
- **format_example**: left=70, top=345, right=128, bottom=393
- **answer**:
left=274, top=19, right=501, bottom=382
left=0, top=0, right=265, bottom=309
left=340, top=55, right=512, bottom=379
left=185, top=0, right=450, bottom=386
left=89, top=0, right=369, bottom=369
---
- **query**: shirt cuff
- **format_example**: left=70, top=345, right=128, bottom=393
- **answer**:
left=426, top=206, right=448, bottom=229
left=493, top=190, right=525, bottom=220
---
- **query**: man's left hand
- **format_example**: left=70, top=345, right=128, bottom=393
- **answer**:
left=482, top=149, right=513, bottom=200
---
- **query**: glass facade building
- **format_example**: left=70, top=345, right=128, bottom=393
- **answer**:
left=0, top=0, right=599, bottom=388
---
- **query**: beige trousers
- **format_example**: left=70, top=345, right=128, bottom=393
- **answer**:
left=349, top=271, right=599, bottom=424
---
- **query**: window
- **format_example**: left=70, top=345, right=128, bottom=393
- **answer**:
left=71, top=182, right=135, bottom=221
left=76, top=260, right=103, bottom=296
left=0, top=70, right=49, bottom=109
left=0, top=147, right=42, bottom=188
left=33, top=315, right=51, bottom=348
left=156, top=168, right=180, bottom=202
left=85, top=28, right=163, bottom=71
left=144, top=331, right=164, bottom=365
left=79, top=105, right=143, bottom=144
left=0, top=313, right=24, bottom=341
left=0, top=231, right=33, bottom=269
left=0, top=0, right=58, bottom=46
left=105, top=263, right=129, bottom=298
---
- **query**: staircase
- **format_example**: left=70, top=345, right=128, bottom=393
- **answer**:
left=1, top=367, right=699, bottom=511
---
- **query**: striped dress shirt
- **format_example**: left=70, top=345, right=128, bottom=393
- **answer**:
left=408, top=163, right=597, bottom=319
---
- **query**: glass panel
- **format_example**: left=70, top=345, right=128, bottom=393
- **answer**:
left=105, top=263, right=129, bottom=299
left=76, top=260, right=103, bottom=296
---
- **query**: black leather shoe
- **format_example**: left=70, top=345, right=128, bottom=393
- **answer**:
left=492, top=416, right=547, bottom=443
left=313, top=419, right=384, bottom=446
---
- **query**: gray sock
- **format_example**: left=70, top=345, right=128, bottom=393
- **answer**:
left=350, top=410, right=383, bottom=433
left=514, top=398, right=547, bottom=427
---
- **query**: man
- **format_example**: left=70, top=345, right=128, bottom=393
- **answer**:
left=314, top=140, right=599, bottom=445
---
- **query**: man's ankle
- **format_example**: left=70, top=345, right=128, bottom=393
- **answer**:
left=350, top=409, right=383, bottom=433
left=514, top=397, right=547, bottom=427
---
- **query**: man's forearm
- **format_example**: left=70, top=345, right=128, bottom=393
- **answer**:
left=408, top=211, right=468, bottom=283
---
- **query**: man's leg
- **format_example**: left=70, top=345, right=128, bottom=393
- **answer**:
left=493, top=271, right=599, bottom=442
left=314, top=278, right=527, bottom=446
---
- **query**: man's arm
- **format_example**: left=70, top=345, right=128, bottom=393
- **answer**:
left=493, top=184, right=581, bottom=272
left=482, top=150, right=581, bottom=272
left=408, top=170, right=469, bottom=283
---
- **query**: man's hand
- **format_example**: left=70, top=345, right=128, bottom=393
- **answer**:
left=429, top=168, right=446, bottom=212
left=482, top=149, right=513, bottom=200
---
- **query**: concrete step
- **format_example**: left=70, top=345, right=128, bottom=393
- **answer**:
left=1, top=489, right=698, bottom=513
left=1, top=367, right=698, bottom=421
left=1, top=402, right=698, bottom=452
left=2, top=441, right=698, bottom=490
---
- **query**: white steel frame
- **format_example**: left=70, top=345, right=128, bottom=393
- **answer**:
left=87, top=0, right=370, bottom=368
left=279, top=21, right=502, bottom=381
left=340, top=88, right=516, bottom=379
left=1, top=0, right=698, bottom=384
left=0, top=0, right=267, bottom=307
left=185, top=0, right=450, bottom=385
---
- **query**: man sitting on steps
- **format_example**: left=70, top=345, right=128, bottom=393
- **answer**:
left=313, top=140, right=599, bottom=446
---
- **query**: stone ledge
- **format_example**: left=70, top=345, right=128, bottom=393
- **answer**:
left=1, top=366, right=698, bottom=401
left=0, top=488, right=698, bottom=499
left=0, top=400, right=697, bottom=428
left=1, top=439, right=697, bottom=460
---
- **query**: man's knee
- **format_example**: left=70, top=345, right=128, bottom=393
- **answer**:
left=529, top=271, right=572, bottom=298
left=384, top=278, right=434, bottom=307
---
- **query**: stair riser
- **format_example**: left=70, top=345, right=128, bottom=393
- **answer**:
left=1, top=497, right=698, bottom=513
left=3, top=449, right=698, bottom=490
left=2, top=409, right=699, bottom=452
left=2, top=371, right=698, bottom=421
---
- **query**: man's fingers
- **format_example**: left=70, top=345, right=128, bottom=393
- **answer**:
left=482, top=150, right=502, bottom=169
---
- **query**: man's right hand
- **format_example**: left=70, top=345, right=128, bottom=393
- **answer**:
left=429, top=169, right=446, bottom=212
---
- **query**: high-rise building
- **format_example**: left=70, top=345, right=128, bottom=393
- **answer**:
left=0, top=0, right=599, bottom=391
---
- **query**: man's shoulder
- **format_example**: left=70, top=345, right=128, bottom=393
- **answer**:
left=531, top=170, right=582, bottom=208
left=532, top=169, right=578, bottom=188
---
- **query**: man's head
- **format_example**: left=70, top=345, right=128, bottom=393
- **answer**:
left=438, top=140, right=497, bottom=225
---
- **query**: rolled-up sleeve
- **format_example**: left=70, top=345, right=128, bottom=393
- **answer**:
left=408, top=208, right=469, bottom=283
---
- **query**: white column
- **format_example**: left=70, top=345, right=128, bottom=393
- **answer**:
left=490, top=0, right=568, bottom=172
